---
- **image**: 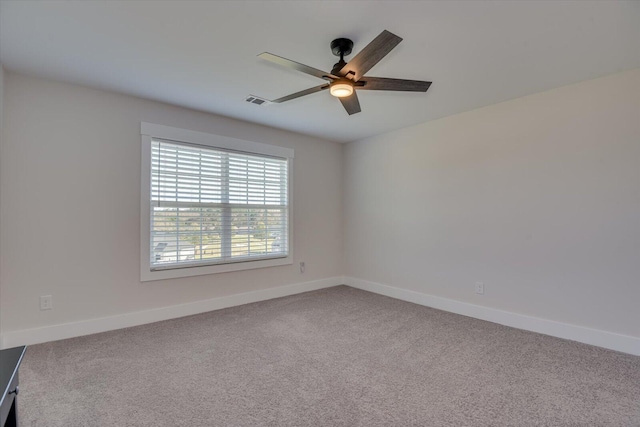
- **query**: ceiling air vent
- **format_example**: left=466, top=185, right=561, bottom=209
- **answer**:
left=245, top=95, right=271, bottom=106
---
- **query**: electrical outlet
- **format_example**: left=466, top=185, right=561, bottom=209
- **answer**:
left=40, top=295, right=53, bottom=310
left=299, top=261, right=305, bottom=274
left=475, top=282, right=484, bottom=295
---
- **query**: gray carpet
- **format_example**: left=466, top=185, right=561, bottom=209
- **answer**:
left=19, top=286, right=640, bottom=426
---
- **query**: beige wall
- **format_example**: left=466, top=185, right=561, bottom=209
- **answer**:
left=344, top=69, right=640, bottom=338
left=2, top=68, right=638, bottom=347
left=0, top=73, right=343, bottom=334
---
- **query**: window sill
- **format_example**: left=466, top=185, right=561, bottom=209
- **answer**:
left=140, top=255, right=293, bottom=282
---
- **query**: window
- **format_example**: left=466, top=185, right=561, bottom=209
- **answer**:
left=141, top=123, right=293, bottom=281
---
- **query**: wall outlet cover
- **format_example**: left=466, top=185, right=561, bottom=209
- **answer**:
left=40, top=295, right=53, bottom=310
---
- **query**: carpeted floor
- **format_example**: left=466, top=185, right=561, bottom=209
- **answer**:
left=19, top=286, right=640, bottom=426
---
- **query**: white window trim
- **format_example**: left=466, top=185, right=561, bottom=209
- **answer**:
left=140, top=122, right=294, bottom=282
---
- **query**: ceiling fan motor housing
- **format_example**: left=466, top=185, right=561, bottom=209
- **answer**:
left=331, top=60, right=347, bottom=76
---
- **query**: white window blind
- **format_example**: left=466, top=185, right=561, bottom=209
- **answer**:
left=150, top=138, right=289, bottom=270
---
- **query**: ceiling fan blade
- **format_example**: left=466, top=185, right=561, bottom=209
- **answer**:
left=356, top=77, right=431, bottom=92
left=271, top=84, right=330, bottom=103
left=338, top=92, right=361, bottom=115
left=338, top=30, right=402, bottom=82
left=259, top=53, right=337, bottom=81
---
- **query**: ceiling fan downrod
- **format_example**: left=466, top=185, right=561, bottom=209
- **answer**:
left=330, top=38, right=353, bottom=76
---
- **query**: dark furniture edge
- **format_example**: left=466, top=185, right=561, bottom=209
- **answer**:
left=0, top=346, right=26, bottom=409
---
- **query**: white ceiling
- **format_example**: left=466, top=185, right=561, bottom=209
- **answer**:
left=1, top=1, right=638, bottom=143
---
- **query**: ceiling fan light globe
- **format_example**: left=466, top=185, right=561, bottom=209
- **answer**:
left=330, top=83, right=354, bottom=98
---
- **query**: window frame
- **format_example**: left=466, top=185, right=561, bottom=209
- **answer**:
left=140, top=122, right=294, bottom=282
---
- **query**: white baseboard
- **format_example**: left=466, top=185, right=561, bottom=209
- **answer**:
left=0, top=276, right=343, bottom=349
left=5, top=276, right=637, bottom=357
left=345, top=277, right=640, bottom=356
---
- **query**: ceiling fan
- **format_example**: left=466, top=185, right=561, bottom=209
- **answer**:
left=256, top=30, right=432, bottom=115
